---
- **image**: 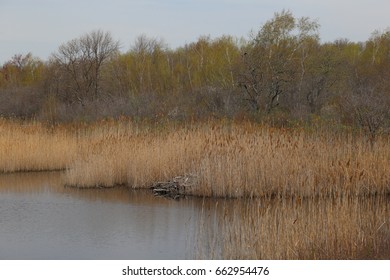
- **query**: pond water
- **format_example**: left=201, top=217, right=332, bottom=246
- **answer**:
left=0, top=172, right=210, bottom=260
left=1, top=172, right=389, bottom=260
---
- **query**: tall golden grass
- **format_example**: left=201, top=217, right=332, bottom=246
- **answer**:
left=1, top=118, right=389, bottom=198
left=0, top=119, right=78, bottom=173
left=195, top=196, right=390, bottom=259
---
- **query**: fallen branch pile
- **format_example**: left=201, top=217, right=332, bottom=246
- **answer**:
left=150, top=175, right=197, bottom=199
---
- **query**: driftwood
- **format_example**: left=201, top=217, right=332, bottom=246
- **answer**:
left=150, top=175, right=197, bottom=199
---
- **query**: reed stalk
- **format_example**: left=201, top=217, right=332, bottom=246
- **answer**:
left=1, top=119, right=389, bottom=198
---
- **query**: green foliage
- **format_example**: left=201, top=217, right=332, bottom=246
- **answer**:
left=238, top=10, right=320, bottom=114
left=0, top=53, right=44, bottom=87
left=0, top=11, right=389, bottom=135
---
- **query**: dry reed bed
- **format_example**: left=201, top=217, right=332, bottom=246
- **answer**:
left=194, top=126, right=390, bottom=198
left=196, top=196, right=390, bottom=259
left=0, top=119, right=78, bottom=173
left=65, top=122, right=390, bottom=198
left=1, top=119, right=390, bottom=198
left=64, top=121, right=203, bottom=188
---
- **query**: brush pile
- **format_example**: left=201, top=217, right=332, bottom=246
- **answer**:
left=150, top=175, right=197, bottom=199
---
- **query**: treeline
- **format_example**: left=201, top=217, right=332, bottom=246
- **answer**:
left=1, top=11, right=389, bottom=135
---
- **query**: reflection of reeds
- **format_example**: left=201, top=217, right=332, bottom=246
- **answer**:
left=196, top=197, right=390, bottom=259
left=0, top=171, right=63, bottom=193
left=1, top=118, right=390, bottom=198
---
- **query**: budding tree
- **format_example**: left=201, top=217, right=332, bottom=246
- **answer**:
left=238, top=10, right=319, bottom=114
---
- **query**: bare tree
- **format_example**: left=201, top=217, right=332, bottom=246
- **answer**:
left=343, top=30, right=390, bottom=146
left=52, top=30, right=120, bottom=105
left=345, top=91, right=389, bottom=146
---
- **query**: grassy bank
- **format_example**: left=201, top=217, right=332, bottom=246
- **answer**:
left=1, top=118, right=390, bottom=198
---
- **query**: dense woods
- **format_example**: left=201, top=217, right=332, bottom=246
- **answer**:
left=1, top=11, right=390, bottom=134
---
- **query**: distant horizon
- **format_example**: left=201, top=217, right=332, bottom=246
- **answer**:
left=1, top=0, right=390, bottom=64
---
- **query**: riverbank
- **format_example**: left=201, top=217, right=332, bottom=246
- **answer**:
left=1, top=118, right=389, bottom=198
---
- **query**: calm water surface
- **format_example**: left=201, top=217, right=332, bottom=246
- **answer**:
left=2, top=172, right=389, bottom=260
left=0, top=172, right=210, bottom=260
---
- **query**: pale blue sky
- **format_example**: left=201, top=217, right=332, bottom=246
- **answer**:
left=1, top=0, right=389, bottom=64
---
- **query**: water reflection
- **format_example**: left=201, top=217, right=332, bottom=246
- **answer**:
left=0, top=172, right=207, bottom=260
left=2, top=172, right=389, bottom=260
left=196, top=196, right=390, bottom=259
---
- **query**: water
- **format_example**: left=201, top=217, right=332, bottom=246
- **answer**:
left=1, top=172, right=389, bottom=260
left=0, top=172, right=206, bottom=260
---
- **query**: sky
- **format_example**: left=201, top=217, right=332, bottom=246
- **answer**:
left=1, top=0, right=390, bottom=64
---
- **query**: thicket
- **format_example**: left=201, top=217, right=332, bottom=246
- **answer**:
left=1, top=11, right=389, bottom=136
